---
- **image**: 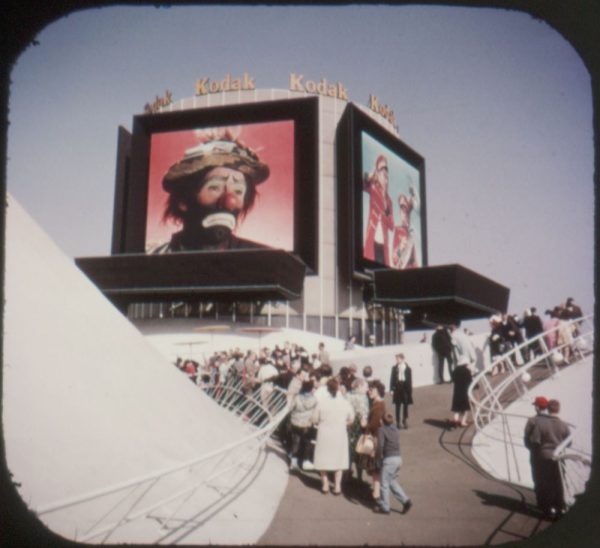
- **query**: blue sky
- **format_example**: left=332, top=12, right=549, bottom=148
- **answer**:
left=6, top=4, right=594, bottom=322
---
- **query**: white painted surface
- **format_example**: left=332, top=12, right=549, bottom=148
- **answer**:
left=470, top=357, right=593, bottom=488
left=2, top=196, right=287, bottom=544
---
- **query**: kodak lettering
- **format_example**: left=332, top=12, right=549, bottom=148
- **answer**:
left=195, top=73, right=256, bottom=96
left=289, top=73, right=349, bottom=101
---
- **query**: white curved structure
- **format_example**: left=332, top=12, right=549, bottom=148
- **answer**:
left=468, top=316, right=594, bottom=505
left=2, top=196, right=289, bottom=544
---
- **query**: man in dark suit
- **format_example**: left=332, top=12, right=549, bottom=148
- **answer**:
left=522, top=307, right=544, bottom=360
left=431, top=325, right=454, bottom=383
left=389, top=353, right=413, bottom=429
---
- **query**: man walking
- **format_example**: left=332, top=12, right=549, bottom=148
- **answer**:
left=373, top=412, right=412, bottom=515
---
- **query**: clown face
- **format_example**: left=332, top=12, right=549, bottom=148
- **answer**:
left=197, top=167, right=248, bottom=210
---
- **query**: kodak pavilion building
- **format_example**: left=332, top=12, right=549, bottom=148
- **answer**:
left=76, top=73, right=509, bottom=344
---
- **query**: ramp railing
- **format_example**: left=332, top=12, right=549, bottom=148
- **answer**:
left=35, top=375, right=289, bottom=544
left=468, top=314, right=593, bottom=505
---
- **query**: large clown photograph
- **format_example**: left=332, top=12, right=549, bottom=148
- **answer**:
left=145, top=121, right=295, bottom=253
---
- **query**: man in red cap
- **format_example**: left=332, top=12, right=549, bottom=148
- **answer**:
left=363, top=154, right=394, bottom=265
left=524, top=396, right=548, bottom=512
left=153, top=130, right=270, bottom=252
left=531, top=399, right=570, bottom=518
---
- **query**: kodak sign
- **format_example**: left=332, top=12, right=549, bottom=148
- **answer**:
left=289, top=73, right=348, bottom=100
left=195, top=73, right=256, bottom=96
left=368, top=95, right=397, bottom=128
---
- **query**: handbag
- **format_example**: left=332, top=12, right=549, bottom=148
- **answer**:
left=355, top=433, right=376, bottom=456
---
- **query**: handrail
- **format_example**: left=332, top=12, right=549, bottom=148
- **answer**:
left=468, top=313, right=593, bottom=505
left=35, top=374, right=290, bottom=543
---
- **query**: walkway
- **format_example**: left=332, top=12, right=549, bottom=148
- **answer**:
left=260, top=382, right=563, bottom=546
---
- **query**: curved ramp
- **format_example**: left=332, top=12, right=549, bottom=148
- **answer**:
left=470, top=356, right=593, bottom=489
left=2, top=196, right=287, bottom=544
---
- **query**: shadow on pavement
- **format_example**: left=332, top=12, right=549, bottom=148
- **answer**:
left=424, top=418, right=454, bottom=430
left=290, top=469, right=323, bottom=493
left=341, top=476, right=376, bottom=509
left=473, top=489, right=546, bottom=519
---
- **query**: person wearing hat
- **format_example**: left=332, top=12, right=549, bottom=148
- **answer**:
left=153, top=131, right=270, bottom=253
left=524, top=396, right=549, bottom=511
left=524, top=397, right=570, bottom=518
left=363, top=154, right=394, bottom=266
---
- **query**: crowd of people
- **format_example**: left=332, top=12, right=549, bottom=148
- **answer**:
left=169, top=297, right=584, bottom=517
left=173, top=341, right=412, bottom=514
left=487, top=297, right=584, bottom=374
left=429, top=297, right=586, bottom=383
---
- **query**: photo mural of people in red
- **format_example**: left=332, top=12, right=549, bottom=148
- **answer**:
left=145, top=121, right=295, bottom=253
left=361, top=132, right=423, bottom=269
left=391, top=181, right=419, bottom=269
left=362, top=154, right=394, bottom=265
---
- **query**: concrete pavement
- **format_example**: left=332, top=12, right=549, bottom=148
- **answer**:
left=259, top=382, right=571, bottom=546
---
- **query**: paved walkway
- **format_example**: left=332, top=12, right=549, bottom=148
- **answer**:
left=259, top=382, right=554, bottom=546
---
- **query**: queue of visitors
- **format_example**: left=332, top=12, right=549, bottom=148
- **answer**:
left=430, top=297, right=585, bottom=382
left=173, top=340, right=412, bottom=513
left=170, top=298, right=584, bottom=517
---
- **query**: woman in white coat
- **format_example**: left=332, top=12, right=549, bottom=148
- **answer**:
left=312, top=378, right=355, bottom=494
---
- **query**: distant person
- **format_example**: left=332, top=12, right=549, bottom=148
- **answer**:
left=522, top=307, right=544, bottom=360
left=363, top=154, right=394, bottom=265
left=344, top=335, right=356, bottom=350
left=432, top=324, right=454, bottom=383
left=543, top=307, right=561, bottom=350
left=257, top=358, right=279, bottom=407
left=389, top=353, right=413, bottom=429
left=346, top=378, right=370, bottom=482
left=373, top=413, right=412, bottom=515
left=525, top=399, right=571, bottom=518
left=318, top=342, right=330, bottom=366
left=361, top=380, right=387, bottom=502
left=524, top=396, right=549, bottom=511
left=312, top=378, right=355, bottom=495
left=448, top=324, right=475, bottom=427
left=289, top=381, right=318, bottom=471
left=152, top=128, right=270, bottom=252
left=449, top=322, right=476, bottom=370
left=560, top=297, right=583, bottom=321
left=562, top=297, right=584, bottom=337
left=450, top=362, right=473, bottom=428
left=500, top=313, right=524, bottom=366
left=313, top=364, right=333, bottom=404
left=488, top=314, right=509, bottom=376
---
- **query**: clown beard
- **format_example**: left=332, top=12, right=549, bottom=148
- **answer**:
left=179, top=203, right=241, bottom=248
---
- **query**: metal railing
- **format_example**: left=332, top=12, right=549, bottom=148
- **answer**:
left=468, top=314, right=594, bottom=504
left=35, top=374, right=290, bottom=543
